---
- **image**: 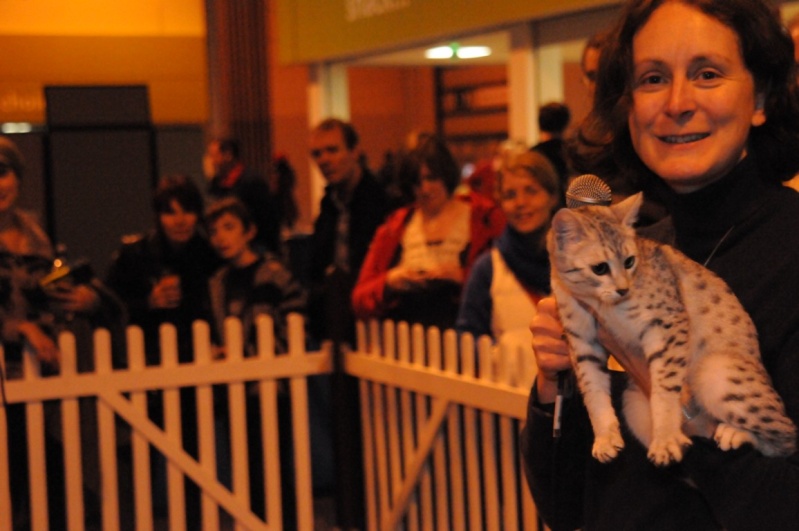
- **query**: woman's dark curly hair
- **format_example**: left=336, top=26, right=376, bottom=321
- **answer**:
left=571, top=0, right=799, bottom=185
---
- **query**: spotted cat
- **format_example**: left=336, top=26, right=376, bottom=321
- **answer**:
left=548, top=192, right=796, bottom=466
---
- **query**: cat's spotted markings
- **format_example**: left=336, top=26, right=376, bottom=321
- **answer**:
left=548, top=192, right=796, bottom=466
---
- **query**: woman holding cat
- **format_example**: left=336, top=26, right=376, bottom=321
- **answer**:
left=521, top=1, right=799, bottom=529
left=456, top=150, right=559, bottom=363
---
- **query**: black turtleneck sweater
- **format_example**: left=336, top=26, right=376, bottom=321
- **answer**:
left=522, top=156, right=799, bottom=531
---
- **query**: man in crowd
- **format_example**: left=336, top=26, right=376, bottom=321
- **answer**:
left=307, top=118, right=388, bottom=345
left=307, top=117, right=388, bottom=529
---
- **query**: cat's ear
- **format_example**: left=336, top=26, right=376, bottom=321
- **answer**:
left=612, top=192, right=643, bottom=228
left=551, top=208, right=587, bottom=251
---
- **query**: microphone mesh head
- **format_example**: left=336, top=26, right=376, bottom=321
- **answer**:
left=566, top=174, right=612, bottom=208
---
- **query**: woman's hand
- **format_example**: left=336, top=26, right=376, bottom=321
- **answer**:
left=17, top=321, right=60, bottom=367
left=387, top=265, right=464, bottom=291
left=680, top=387, right=718, bottom=439
left=424, top=264, right=464, bottom=284
left=386, top=267, right=415, bottom=291
left=530, top=297, right=571, bottom=403
left=386, top=267, right=430, bottom=291
left=149, top=275, right=182, bottom=309
left=48, top=284, right=100, bottom=314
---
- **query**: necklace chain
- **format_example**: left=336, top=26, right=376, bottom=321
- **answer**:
left=702, top=225, right=735, bottom=267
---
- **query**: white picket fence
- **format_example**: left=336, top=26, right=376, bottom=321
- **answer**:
left=0, top=314, right=540, bottom=530
left=350, top=320, right=539, bottom=531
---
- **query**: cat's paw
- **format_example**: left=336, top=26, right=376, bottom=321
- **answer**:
left=592, top=431, right=625, bottom=463
left=647, top=433, right=692, bottom=466
left=714, top=423, right=756, bottom=451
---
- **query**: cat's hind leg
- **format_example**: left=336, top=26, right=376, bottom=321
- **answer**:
left=713, top=423, right=757, bottom=451
left=692, top=352, right=797, bottom=456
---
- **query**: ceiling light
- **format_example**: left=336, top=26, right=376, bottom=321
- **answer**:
left=456, top=46, right=491, bottom=59
left=425, top=46, right=455, bottom=59
left=424, top=43, right=492, bottom=60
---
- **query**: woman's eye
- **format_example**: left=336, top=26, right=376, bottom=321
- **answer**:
left=591, top=263, right=610, bottom=276
left=695, top=69, right=724, bottom=85
left=624, top=256, right=636, bottom=269
left=640, top=73, right=664, bottom=86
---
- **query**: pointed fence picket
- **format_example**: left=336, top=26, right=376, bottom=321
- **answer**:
left=1, top=314, right=541, bottom=530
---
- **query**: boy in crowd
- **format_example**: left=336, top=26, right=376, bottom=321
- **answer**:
left=205, top=197, right=305, bottom=527
left=206, top=197, right=305, bottom=354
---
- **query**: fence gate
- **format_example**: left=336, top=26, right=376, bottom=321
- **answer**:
left=0, top=314, right=330, bottom=531
left=348, top=320, right=540, bottom=531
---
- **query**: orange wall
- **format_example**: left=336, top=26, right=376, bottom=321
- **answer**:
left=0, top=0, right=207, bottom=124
left=349, top=66, right=437, bottom=169
left=0, top=35, right=208, bottom=124
left=0, top=0, right=203, bottom=36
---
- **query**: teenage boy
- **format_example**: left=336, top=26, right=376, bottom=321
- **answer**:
left=205, top=196, right=305, bottom=527
left=206, top=197, right=305, bottom=353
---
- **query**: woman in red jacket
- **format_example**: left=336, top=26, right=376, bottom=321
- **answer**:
left=352, top=135, right=505, bottom=331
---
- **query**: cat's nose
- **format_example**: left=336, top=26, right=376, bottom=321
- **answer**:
left=616, top=288, right=629, bottom=297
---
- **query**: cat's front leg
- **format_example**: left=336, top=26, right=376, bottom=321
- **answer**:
left=555, top=291, right=624, bottom=462
left=644, top=332, right=692, bottom=466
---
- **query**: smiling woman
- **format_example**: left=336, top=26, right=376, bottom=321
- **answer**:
left=626, top=2, right=766, bottom=193
left=456, top=150, right=558, bottom=355
left=521, top=0, right=799, bottom=529
left=105, top=174, right=221, bottom=365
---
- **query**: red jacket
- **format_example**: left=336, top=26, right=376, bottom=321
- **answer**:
left=352, top=192, right=505, bottom=320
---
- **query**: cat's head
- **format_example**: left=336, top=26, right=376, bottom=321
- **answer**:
left=547, top=192, right=643, bottom=304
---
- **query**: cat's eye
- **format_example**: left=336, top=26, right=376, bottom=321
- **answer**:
left=591, top=263, right=610, bottom=275
left=624, top=256, right=636, bottom=269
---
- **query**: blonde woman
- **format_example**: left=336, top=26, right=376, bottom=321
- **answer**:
left=456, top=151, right=560, bottom=360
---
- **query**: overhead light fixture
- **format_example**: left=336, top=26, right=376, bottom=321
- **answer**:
left=456, top=46, right=491, bottom=59
left=425, top=43, right=492, bottom=60
left=425, top=46, right=455, bottom=59
left=1, top=122, right=33, bottom=134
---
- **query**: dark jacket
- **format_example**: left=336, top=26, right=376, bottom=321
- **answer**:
left=106, top=230, right=221, bottom=364
left=208, top=253, right=306, bottom=355
left=308, top=170, right=388, bottom=342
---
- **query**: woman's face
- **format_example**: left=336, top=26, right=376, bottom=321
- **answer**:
left=498, top=169, right=557, bottom=234
left=0, top=163, right=20, bottom=213
left=159, top=199, right=199, bottom=245
left=416, top=164, right=451, bottom=215
left=627, top=2, right=766, bottom=193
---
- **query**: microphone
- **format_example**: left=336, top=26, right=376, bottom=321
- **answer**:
left=565, top=174, right=612, bottom=208
left=552, top=174, right=612, bottom=438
